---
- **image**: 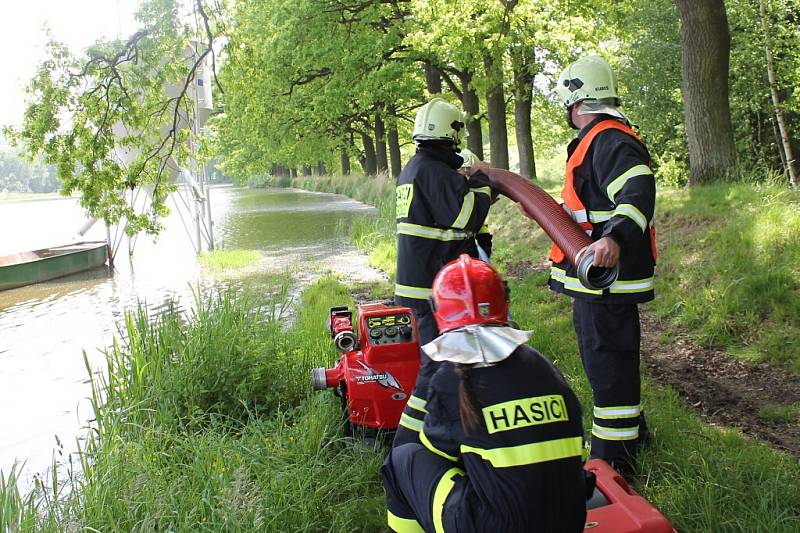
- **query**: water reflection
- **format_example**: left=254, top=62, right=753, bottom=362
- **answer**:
left=0, top=186, right=381, bottom=492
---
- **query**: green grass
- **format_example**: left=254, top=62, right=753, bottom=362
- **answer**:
left=1, top=464, right=29, bottom=533
left=653, top=184, right=800, bottom=371
left=198, top=249, right=263, bottom=271
left=301, top=173, right=800, bottom=531
left=0, top=278, right=387, bottom=532
left=758, top=404, right=800, bottom=424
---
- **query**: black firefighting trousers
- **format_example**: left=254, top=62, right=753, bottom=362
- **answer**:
left=572, top=299, right=649, bottom=464
left=392, top=308, right=440, bottom=448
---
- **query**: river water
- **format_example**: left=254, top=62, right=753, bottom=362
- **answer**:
left=0, top=186, right=382, bottom=492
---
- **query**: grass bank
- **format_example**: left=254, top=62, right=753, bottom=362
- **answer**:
left=294, top=172, right=800, bottom=531
left=1, top=279, right=388, bottom=532
left=3, top=174, right=798, bottom=532
left=303, top=172, right=800, bottom=372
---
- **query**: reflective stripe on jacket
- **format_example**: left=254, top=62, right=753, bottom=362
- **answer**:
left=395, top=145, right=491, bottom=310
left=548, top=117, right=656, bottom=304
left=420, top=345, right=587, bottom=532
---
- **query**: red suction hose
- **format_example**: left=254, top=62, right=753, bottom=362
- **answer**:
left=486, top=168, right=618, bottom=290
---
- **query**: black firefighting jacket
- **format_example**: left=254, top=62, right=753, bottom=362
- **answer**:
left=549, top=116, right=656, bottom=304
left=395, top=143, right=491, bottom=310
left=419, top=345, right=587, bottom=532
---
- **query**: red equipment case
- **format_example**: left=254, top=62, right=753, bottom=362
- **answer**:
left=586, top=459, right=677, bottom=532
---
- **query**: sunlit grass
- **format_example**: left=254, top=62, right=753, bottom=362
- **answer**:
left=653, top=183, right=800, bottom=370
left=198, top=249, right=262, bottom=271
left=1, top=463, right=26, bottom=532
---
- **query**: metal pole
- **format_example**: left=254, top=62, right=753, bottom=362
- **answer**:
left=194, top=192, right=202, bottom=253
left=204, top=164, right=214, bottom=250
left=106, top=223, right=114, bottom=267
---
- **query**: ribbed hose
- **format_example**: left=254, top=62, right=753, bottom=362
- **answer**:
left=487, top=168, right=618, bottom=290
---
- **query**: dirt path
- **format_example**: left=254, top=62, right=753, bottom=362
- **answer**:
left=640, top=311, right=800, bottom=460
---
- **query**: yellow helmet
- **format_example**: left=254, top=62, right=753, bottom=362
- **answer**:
left=412, top=98, right=468, bottom=145
left=555, top=55, right=619, bottom=108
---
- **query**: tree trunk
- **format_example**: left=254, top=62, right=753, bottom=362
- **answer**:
left=424, top=62, right=442, bottom=94
left=302, top=165, right=312, bottom=177
left=483, top=53, right=509, bottom=170
left=511, top=45, right=536, bottom=179
left=290, top=167, right=297, bottom=178
left=675, top=0, right=737, bottom=184
left=361, top=132, right=377, bottom=175
left=318, top=161, right=327, bottom=176
left=387, top=114, right=402, bottom=178
left=375, top=113, right=389, bottom=174
left=758, top=0, right=797, bottom=187
left=340, top=149, right=351, bottom=176
left=458, top=70, right=484, bottom=161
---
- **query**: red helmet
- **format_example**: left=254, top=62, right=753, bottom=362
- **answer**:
left=431, top=254, right=509, bottom=333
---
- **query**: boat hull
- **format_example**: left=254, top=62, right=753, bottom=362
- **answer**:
left=0, top=242, right=109, bottom=291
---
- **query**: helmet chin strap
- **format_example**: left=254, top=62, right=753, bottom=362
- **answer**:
left=566, top=105, right=579, bottom=130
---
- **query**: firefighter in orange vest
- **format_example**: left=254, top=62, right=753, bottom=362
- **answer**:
left=550, top=55, right=656, bottom=471
left=382, top=255, right=587, bottom=533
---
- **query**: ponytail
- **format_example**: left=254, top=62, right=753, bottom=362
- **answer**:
left=455, top=364, right=482, bottom=434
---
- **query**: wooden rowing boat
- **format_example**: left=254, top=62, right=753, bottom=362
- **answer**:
left=0, top=242, right=109, bottom=291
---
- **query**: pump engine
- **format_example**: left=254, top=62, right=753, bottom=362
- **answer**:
left=312, top=303, right=420, bottom=436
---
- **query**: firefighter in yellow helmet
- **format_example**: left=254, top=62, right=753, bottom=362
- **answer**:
left=550, top=55, right=657, bottom=471
left=392, top=98, right=495, bottom=449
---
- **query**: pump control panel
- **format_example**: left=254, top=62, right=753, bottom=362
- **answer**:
left=366, top=313, right=413, bottom=345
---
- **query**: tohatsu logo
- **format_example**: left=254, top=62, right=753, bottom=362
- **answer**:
left=354, top=361, right=404, bottom=392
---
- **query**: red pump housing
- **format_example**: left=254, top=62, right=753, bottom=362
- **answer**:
left=312, top=303, right=420, bottom=433
left=586, top=459, right=676, bottom=532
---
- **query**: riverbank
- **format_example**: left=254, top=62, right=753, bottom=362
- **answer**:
left=1, top=278, right=391, bottom=532
left=3, top=177, right=798, bottom=531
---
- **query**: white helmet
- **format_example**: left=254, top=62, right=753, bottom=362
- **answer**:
left=412, top=98, right=468, bottom=145
left=555, top=55, right=620, bottom=108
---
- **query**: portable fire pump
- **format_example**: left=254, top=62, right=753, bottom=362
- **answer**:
left=311, top=303, right=420, bottom=437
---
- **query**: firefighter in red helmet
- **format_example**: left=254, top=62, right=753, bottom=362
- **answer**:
left=382, top=255, right=588, bottom=533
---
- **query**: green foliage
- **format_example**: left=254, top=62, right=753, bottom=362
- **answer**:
left=0, top=149, right=61, bottom=193
left=5, top=0, right=225, bottom=236
left=214, top=0, right=422, bottom=180
left=614, top=0, right=686, bottom=171
left=727, top=0, right=800, bottom=173
left=7, top=0, right=799, bottom=240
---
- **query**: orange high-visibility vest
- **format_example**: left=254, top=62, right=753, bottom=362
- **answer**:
left=550, top=120, right=657, bottom=264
